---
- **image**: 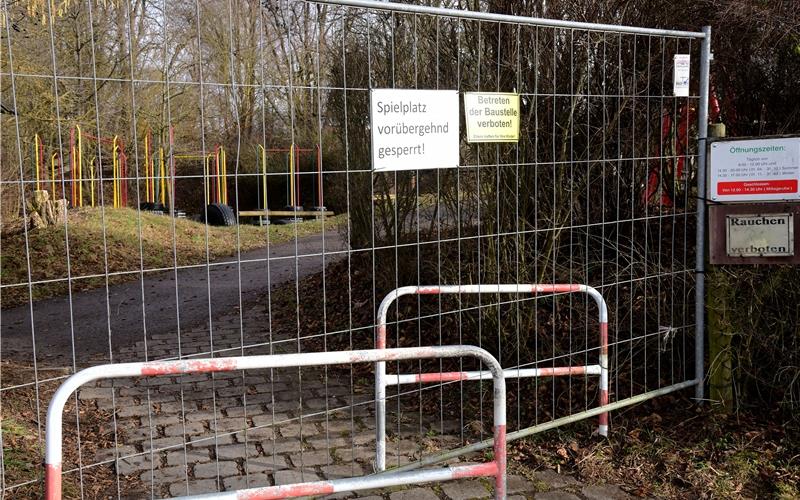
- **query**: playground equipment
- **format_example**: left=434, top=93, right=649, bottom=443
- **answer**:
left=238, top=143, right=333, bottom=224
left=313, top=144, right=325, bottom=213
left=31, top=128, right=184, bottom=215
left=49, top=152, right=61, bottom=199
left=33, top=133, right=45, bottom=192
left=278, top=143, right=306, bottom=224
left=175, top=146, right=227, bottom=206
left=209, top=145, right=228, bottom=206
left=173, top=144, right=234, bottom=226
left=285, top=143, right=326, bottom=213
left=142, top=128, right=176, bottom=211
left=32, top=134, right=66, bottom=200
left=248, top=144, right=271, bottom=226
left=257, top=144, right=267, bottom=210
left=68, top=126, right=129, bottom=208
left=29, top=132, right=329, bottom=226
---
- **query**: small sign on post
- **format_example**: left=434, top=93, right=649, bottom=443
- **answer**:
left=708, top=137, right=800, bottom=202
left=370, top=89, right=460, bottom=172
left=673, top=54, right=690, bottom=97
left=726, top=213, right=793, bottom=257
left=707, top=136, right=800, bottom=264
left=709, top=203, right=800, bottom=265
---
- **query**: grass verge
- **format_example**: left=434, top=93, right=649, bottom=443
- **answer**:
left=1, top=207, right=344, bottom=308
left=1, top=361, right=137, bottom=498
left=511, top=398, right=799, bottom=499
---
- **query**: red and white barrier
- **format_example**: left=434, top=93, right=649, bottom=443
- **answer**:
left=45, top=346, right=507, bottom=500
left=375, top=284, right=609, bottom=471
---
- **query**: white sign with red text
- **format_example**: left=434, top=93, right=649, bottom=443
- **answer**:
left=709, top=137, right=800, bottom=202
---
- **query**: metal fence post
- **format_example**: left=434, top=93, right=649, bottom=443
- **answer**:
left=695, top=25, right=712, bottom=401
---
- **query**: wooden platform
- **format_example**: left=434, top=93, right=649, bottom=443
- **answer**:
left=238, top=210, right=334, bottom=218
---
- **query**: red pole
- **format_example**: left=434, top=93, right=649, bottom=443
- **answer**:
left=69, top=128, right=76, bottom=207
left=121, top=146, right=128, bottom=206
left=316, top=144, right=322, bottom=208
left=169, top=127, right=175, bottom=209
left=213, top=145, right=220, bottom=204
left=295, top=144, right=301, bottom=207
left=146, top=129, right=152, bottom=203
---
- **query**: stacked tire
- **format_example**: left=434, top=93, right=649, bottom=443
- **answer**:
left=204, top=203, right=236, bottom=226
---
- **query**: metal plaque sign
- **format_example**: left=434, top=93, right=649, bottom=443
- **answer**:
left=709, top=204, right=800, bottom=265
left=709, top=136, right=800, bottom=202
left=726, top=213, right=793, bottom=257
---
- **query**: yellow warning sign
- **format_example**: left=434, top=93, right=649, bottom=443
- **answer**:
left=464, top=92, right=520, bottom=143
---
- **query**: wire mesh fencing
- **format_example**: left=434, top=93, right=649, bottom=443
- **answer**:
left=0, top=0, right=708, bottom=497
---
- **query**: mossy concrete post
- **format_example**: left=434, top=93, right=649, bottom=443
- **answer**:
left=706, top=122, right=733, bottom=409
left=707, top=268, right=734, bottom=408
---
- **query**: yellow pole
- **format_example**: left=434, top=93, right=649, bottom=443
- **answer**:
left=219, top=148, right=224, bottom=205
left=112, top=136, right=119, bottom=208
left=89, top=157, right=96, bottom=207
left=221, top=147, right=227, bottom=205
left=111, top=147, right=116, bottom=208
left=76, top=125, right=82, bottom=207
left=159, top=147, right=166, bottom=205
left=259, top=144, right=267, bottom=210
left=34, top=133, right=41, bottom=190
left=289, top=143, right=295, bottom=207
left=50, top=152, right=58, bottom=199
left=144, top=132, right=151, bottom=203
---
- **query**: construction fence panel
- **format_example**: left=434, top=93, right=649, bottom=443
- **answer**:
left=0, top=0, right=708, bottom=497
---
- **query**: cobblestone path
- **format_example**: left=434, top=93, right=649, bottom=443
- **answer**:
left=77, top=302, right=630, bottom=500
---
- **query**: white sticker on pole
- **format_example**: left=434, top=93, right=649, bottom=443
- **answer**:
left=709, top=137, right=800, bottom=202
left=370, top=89, right=459, bottom=171
left=673, top=54, right=690, bottom=97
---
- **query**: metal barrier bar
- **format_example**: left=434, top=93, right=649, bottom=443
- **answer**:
left=314, top=0, right=707, bottom=38
left=182, top=464, right=498, bottom=500
left=386, top=365, right=602, bottom=385
left=45, top=346, right=507, bottom=500
left=375, top=284, right=609, bottom=472
left=384, top=379, right=698, bottom=476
